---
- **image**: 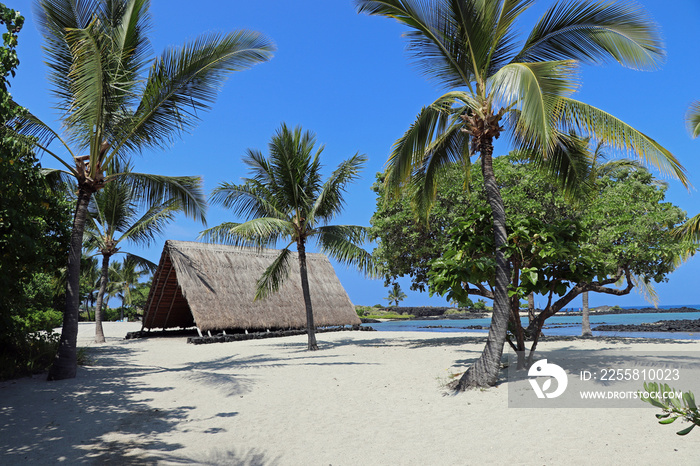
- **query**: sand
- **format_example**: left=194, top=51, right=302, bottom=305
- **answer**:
left=1, top=322, right=699, bottom=465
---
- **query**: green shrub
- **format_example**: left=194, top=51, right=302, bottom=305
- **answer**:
left=0, top=331, right=60, bottom=380
left=641, top=382, right=700, bottom=435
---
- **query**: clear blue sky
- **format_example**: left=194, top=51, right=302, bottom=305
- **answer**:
left=8, top=0, right=700, bottom=308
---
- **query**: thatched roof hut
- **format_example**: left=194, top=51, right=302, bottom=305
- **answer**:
left=142, top=240, right=360, bottom=333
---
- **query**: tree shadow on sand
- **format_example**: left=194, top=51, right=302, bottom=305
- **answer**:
left=0, top=343, right=274, bottom=464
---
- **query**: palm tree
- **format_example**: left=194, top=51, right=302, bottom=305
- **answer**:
left=9, top=0, right=274, bottom=380
left=356, top=0, right=687, bottom=388
left=384, top=283, right=407, bottom=307
left=109, top=257, right=148, bottom=321
left=85, top=161, right=198, bottom=343
left=199, top=124, right=375, bottom=350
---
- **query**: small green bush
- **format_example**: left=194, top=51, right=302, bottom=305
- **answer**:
left=0, top=331, right=60, bottom=380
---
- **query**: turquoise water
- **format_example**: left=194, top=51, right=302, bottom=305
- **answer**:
left=367, top=308, right=700, bottom=340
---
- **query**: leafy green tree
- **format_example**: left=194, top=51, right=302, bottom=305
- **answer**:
left=384, top=282, right=407, bottom=307
left=200, top=124, right=375, bottom=350
left=428, top=157, right=691, bottom=359
left=9, top=0, right=274, bottom=380
left=0, top=4, right=72, bottom=378
left=356, top=0, right=686, bottom=388
left=85, top=161, right=200, bottom=342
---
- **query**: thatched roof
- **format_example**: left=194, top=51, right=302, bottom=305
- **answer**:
left=142, top=240, right=360, bottom=332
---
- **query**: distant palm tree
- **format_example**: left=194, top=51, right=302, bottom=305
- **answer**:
left=200, top=124, right=375, bottom=350
left=356, top=0, right=686, bottom=388
left=108, top=257, right=148, bottom=321
left=10, top=0, right=274, bottom=380
left=85, top=162, right=200, bottom=342
left=384, top=283, right=407, bottom=307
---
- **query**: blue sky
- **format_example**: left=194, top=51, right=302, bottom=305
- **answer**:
left=8, top=0, right=700, bottom=308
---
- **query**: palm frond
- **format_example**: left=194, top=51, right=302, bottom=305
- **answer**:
left=111, top=30, right=274, bottom=158
left=35, top=0, right=103, bottom=111
left=560, top=98, right=689, bottom=187
left=516, top=0, right=664, bottom=70
left=527, top=131, right=594, bottom=201
left=119, top=199, right=180, bottom=247
left=209, top=181, right=287, bottom=220
left=686, top=101, right=700, bottom=139
left=198, top=218, right=294, bottom=248
left=111, top=171, right=207, bottom=224
left=123, top=252, right=158, bottom=273
left=673, top=213, right=700, bottom=243
left=311, top=152, right=368, bottom=223
left=386, top=91, right=475, bottom=196
left=7, top=104, right=78, bottom=171
left=491, top=60, right=578, bottom=154
left=631, top=273, right=659, bottom=308
left=355, top=0, right=477, bottom=88
left=315, top=225, right=378, bottom=278
left=254, top=246, right=293, bottom=300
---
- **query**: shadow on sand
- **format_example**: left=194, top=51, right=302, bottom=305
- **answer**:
left=0, top=343, right=279, bottom=465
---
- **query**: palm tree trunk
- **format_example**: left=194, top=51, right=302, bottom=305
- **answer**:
left=93, top=254, right=110, bottom=343
left=297, top=241, right=319, bottom=351
left=581, top=291, right=592, bottom=336
left=48, top=187, right=92, bottom=380
left=457, top=143, right=511, bottom=389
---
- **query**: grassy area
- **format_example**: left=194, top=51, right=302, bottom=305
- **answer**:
left=355, top=305, right=414, bottom=320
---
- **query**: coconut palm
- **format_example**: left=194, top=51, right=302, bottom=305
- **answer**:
left=108, top=257, right=148, bottom=321
left=85, top=161, right=199, bottom=343
left=199, top=124, right=375, bottom=350
left=384, top=282, right=407, bottom=307
left=9, top=0, right=274, bottom=380
left=356, top=0, right=687, bottom=388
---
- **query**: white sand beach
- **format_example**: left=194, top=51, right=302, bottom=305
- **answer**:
left=2, top=322, right=699, bottom=465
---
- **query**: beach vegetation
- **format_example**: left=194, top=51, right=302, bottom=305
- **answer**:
left=427, top=156, right=691, bottom=359
left=7, top=0, right=274, bottom=380
left=200, top=124, right=376, bottom=350
left=357, top=0, right=685, bottom=388
left=0, top=5, right=72, bottom=380
left=641, top=383, right=700, bottom=436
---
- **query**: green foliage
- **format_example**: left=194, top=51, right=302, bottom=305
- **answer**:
left=424, top=155, right=690, bottom=343
left=0, top=5, right=71, bottom=379
left=641, top=383, right=700, bottom=436
left=370, top=165, right=474, bottom=292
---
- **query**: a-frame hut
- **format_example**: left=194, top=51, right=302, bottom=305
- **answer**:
left=142, top=240, right=361, bottom=334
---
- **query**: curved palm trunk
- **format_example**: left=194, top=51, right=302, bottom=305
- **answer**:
left=457, top=143, right=511, bottom=389
left=581, top=291, right=592, bottom=336
left=48, top=188, right=92, bottom=380
left=297, top=241, right=319, bottom=351
left=93, top=254, right=110, bottom=343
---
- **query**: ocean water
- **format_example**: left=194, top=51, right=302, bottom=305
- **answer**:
left=367, top=306, right=700, bottom=340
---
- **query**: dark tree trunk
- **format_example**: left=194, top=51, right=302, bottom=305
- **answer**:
left=527, top=293, right=535, bottom=326
left=456, top=141, right=511, bottom=389
left=297, top=241, right=318, bottom=350
left=48, top=187, right=92, bottom=380
left=581, top=291, right=592, bottom=336
left=93, top=253, right=110, bottom=343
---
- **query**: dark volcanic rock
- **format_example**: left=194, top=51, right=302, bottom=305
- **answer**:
left=594, top=319, right=700, bottom=333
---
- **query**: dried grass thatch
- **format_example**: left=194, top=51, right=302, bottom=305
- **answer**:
left=142, top=240, right=360, bottom=332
